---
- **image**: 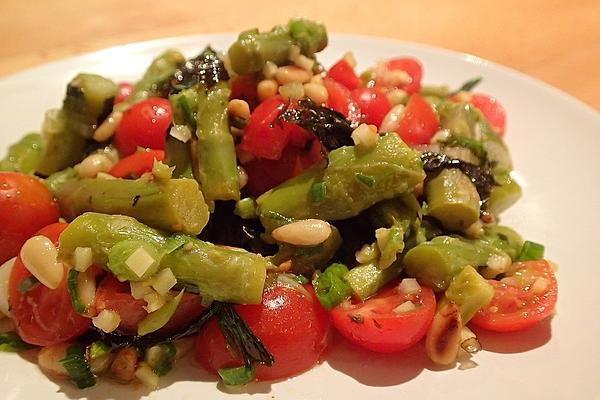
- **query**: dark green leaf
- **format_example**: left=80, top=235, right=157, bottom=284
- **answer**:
left=218, top=364, right=255, bottom=386
left=59, top=344, right=96, bottom=389
left=312, top=263, right=352, bottom=309
left=450, top=76, right=483, bottom=96
left=67, top=269, right=86, bottom=314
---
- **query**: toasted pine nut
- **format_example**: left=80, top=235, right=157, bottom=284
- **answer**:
left=271, top=219, right=332, bottom=246
left=293, top=54, right=315, bottom=72
left=304, top=82, right=328, bottom=104
left=257, top=79, right=278, bottom=101
left=38, top=343, right=70, bottom=378
left=111, top=347, right=139, bottom=384
left=379, top=104, right=406, bottom=133
left=275, top=65, right=311, bottom=85
left=426, top=302, right=462, bottom=365
left=227, top=99, right=250, bottom=120
left=351, top=123, right=379, bottom=149
left=460, top=326, right=481, bottom=354
left=93, top=110, right=124, bottom=142
left=262, top=61, right=278, bottom=79
left=20, top=236, right=63, bottom=290
left=77, top=153, right=114, bottom=178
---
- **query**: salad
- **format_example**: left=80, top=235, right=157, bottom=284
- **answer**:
left=0, top=18, right=558, bottom=391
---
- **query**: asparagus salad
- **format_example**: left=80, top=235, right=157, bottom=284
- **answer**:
left=0, top=19, right=557, bottom=390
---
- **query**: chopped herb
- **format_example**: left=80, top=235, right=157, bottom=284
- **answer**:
left=517, top=241, right=545, bottom=261
left=0, top=332, right=36, bottom=352
left=67, top=269, right=86, bottom=314
left=87, top=341, right=111, bottom=360
left=18, top=276, right=39, bottom=294
left=177, top=96, right=196, bottom=129
left=59, top=344, right=96, bottom=389
left=355, top=173, right=375, bottom=187
left=312, top=263, right=352, bottom=309
left=450, top=76, right=483, bottom=96
left=311, top=181, right=327, bottom=202
left=218, top=364, right=255, bottom=386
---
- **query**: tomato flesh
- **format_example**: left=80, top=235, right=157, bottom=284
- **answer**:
left=396, top=93, right=439, bottom=146
left=114, top=98, right=172, bottom=156
left=195, top=284, right=330, bottom=381
left=470, top=93, right=506, bottom=135
left=114, top=82, right=133, bottom=105
left=323, top=78, right=362, bottom=127
left=8, top=223, right=91, bottom=346
left=470, top=260, right=558, bottom=332
left=109, top=149, right=165, bottom=178
left=351, top=87, right=392, bottom=127
left=384, top=57, right=423, bottom=94
left=0, top=173, right=60, bottom=264
left=238, top=96, right=289, bottom=160
left=330, top=283, right=436, bottom=353
left=327, top=59, right=360, bottom=91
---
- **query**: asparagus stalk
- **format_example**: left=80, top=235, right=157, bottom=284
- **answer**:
left=128, top=50, right=185, bottom=103
left=55, top=177, right=209, bottom=235
left=195, top=82, right=240, bottom=202
left=0, top=133, right=42, bottom=173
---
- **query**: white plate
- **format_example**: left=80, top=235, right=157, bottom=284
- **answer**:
left=1, top=34, right=599, bottom=400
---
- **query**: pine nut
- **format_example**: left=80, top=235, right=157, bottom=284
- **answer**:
left=293, top=54, right=315, bottom=72
left=257, top=79, right=279, bottom=101
left=383, top=69, right=412, bottom=87
left=351, top=123, right=379, bottom=149
left=309, top=74, right=324, bottom=84
left=426, top=302, right=462, bottom=365
left=262, top=61, right=278, bottom=79
left=227, top=99, right=251, bottom=120
left=111, top=347, right=139, bottom=384
left=379, top=104, right=406, bottom=133
left=20, top=236, right=64, bottom=289
left=386, top=88, right=408, bottom=105
left=38, top=343, right=70, bottom=378
left=271, top=219, right=332, bottom=246
left=279, top=82, right=305, bottom=101
left=275, top=65, right=311, bottom=85
left=93, top=309, right=121, bottom=333
left=0, top=257, right=15, bottom=317
left=93, top=110, right=124, bottom=142
left=304, top=83, right=328, bottom=104
left=73, top=246, right=93, bottom=272
left=77, top=153, right=114, bottom=178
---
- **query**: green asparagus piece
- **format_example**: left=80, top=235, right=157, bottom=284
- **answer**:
left=129, top=50, right=185, bottom=103
left=108, top=240, right=162, bottom=281
left=425, top=168, right=481, bottom=232
left=138, top=290, right=184, bottom=336
left=403, top=235, right=511, bottom=291
left=487, top=170, right=522, bottom=215
left=438, top=101, right=481, bottom=139
left=443, top=265, right=494, bottom=323
left=257, top=133, right=425, bottom=231
left=481, top=224, right=523, bottom=260
left=312, top=263, right=352, bottom=309
left=0, top=133, right=43, bottom=173
left=195, top=83, right=240, bottom=201
left=378, top=223, right=405, bottom=269
left=55, top=177, right=209, bottom=235
left=164, top=136, right=194, bottom=179
left=59, top=213, right=269, bottom=304
left=170, top=86, right=200, bottom=128
left=227, top=18, right=327, bottom=75
left=45, top=167, right=78, bottom=194
left=368, top=194, right=420, bottom=232
left=344, top=261, right=403, bottom=301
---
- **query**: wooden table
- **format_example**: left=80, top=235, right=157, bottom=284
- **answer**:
left=1, top=0, right=598, bottom=110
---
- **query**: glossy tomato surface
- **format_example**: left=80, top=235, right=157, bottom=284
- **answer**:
left=351, top=87, right=392, bottom=127
left=323, top=78, right=362, bottom=127
left=396, top=93, right=439, bottom=145
left=470, top=93, right=507, bottom=135
left=114, top=82, right=133, bottom=104
left=0, top=173, right=60, bottom=264
left=327, top=59, right=360, bottom=90
left=109, top=149, right=165, bottom=178
left=8, top=223, right=91, bottom=346
left=330, top=283, right=436, bottom=353
left=470, top=260, right=558, bottom=332
left=195, top=283, right=330, bottom=381
left=384, top=57, right=423, bottom=94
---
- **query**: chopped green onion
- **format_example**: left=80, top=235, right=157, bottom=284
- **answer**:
left=87, top=341, right=111, bottom=360
left=218, top=364, right=255, bottom=386
left=67, top=270, right=86, bottom=314
left=234, top=198, right=257, bottom=219
left=354, top=173, right=375, bottom=188
left=59, top=344, right=96, bottom=389
left=178, top=95, right=196, bottom=129
left=0, top=332, right=36, bottom=352
left=312, top=263, right=352, bottom=309
left=145, top=343, right=177, bottom=376
left=138, top=290, right=184, bottom=336
left=451, top=76, right=483, bottom=95
left=18, top=276, right=39, bottom=294
left=310, top=182, right=327, bottom=202
left=162, top=233, right=190, bottom=255
left=517, top=241, right=545, bottom=261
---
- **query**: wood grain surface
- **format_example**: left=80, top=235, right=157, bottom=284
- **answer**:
left=0, top=0, right=598, bottom=109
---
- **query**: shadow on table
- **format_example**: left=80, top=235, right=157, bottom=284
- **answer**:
left=471, top=316, right=553, bottom=354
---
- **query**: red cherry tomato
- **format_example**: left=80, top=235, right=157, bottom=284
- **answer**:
left=114, top=98, right=172, bottom=156
left=327, top=59, right=360, bottom=91
left=94, top=274, right=204, bottom=335
left=0, top=173, right=60, bottom=264
left=109, top=150, right=165, bottom=179
left=470, top=260, right=557, bottom=332
left=114, top=82, right=134, bottom=105
left=351, top=87, right=392, bottom=127
left=195, top=283, right=330, bottom=381
left=230, top=75, right=259, bottom=110
left=238, top=96, right=289, bottom=160
left=384, top=57, right=423, bottom=94
left=396, top=94, right=439, bottom=146
left=8, top=223, right=91, bottom=346
left=323, top=78, right=362, bottom=127
left=470, top=93, right=506, bottom=135
left=330, top=283, right=436, bottom=353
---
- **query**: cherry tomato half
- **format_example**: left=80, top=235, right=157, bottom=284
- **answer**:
left=330, top=283, right=436, bottom=353
left=109, top=149, right=165, bottom=179
left=396, top=94, right=439, bottom=146
left=114, top=82, right=134, bottom=105
left=230, top=75, right=259, bottom=110
left=0, top=173, right=60, bottom=264
left=195, top=283, right=330, bottom=381
left=470, top=93, right=506, bottom=135
left=323, top=78, right=362, bottom=127
left=114, top=98, right=172, bottom=156
left=8, top=223, right=91, bottom=346
left=327, top=59, right=360, bottom=91
left=384, top=57, right=423, bottom=94
left=351, top=87, right=392, bottom=127
left=470, top=260, right=557, bottom=332
left=238, top=96, right=289, bottom=160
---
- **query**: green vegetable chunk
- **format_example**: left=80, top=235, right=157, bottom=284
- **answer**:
left=108, top=240, right=162, bottom=281
left=55, top=177, right=209, bottom=235
left=481, top=224, right=523, bottom=260
left=0, top=133, right=43, bottom=173
left=344, top=262, right=402, bottom=301
left=129, top=49, right=185, bottom=103
left=487, top=171, right=522, bottom=215
left=67, top=270, right=86, bottom=313
left=144, top=343, right=177, bottom=376
left=87, top=341, right=111, bottom=360
left=218, top=365, right=255, bottom=386
left=444, top=265, right=494, bottom=323
left=312, top=263, right=352, bottom=309
left=517, top=240, right=545, bottom=261
left=138, top=290, right=184, bottom=336
left=257, top=133, right=425, bottom=231
left=425, top=168, right=481, bottom=232
left=59, top=344, right=96, bottom=389
left=403, top=235, right=511, bottom=291
left=0, top=332, right=36, bottom=352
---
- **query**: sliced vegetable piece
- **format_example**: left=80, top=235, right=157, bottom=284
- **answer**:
left=312, top=263, right=352, bottom=309
left=138, top=290, right=185, bottom=336
left=59, top=344, right=96, bottom=389
left=0, top=133, right=43, bottom=174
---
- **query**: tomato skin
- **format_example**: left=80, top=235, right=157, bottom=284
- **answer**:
left=470, top=93, right=506, bottom=135
left=330, top=284, right=436, bottom=353
left=0, top=173, right=60, bottom=264
left=114, top=82, right=134, bottom=105
left=114, top=98, right=172, bottom=156
left=323, top=78, right=362, bottom=127
left=385, top=57, right=423, bottom=94
left=396, top=94, right=439, bottom=146
left=108, top=149, right=165, bottom=178
left=230, top=75, right=259, bottom=110
left=195, top=284, right=330, bottom=381
left=351, top=87, right=392, bottom=127
left=327, top=59, right=360, bottom=90
left=94, top=274, right=204, bottom=335
left=238, top=96, right=289, bottom=160
left=470, top=260, right=558, bottom=332
left=8, top=223, right=91, bottom=346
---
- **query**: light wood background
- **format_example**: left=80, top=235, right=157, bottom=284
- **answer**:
left=0, top=0, right=598, bottom=110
